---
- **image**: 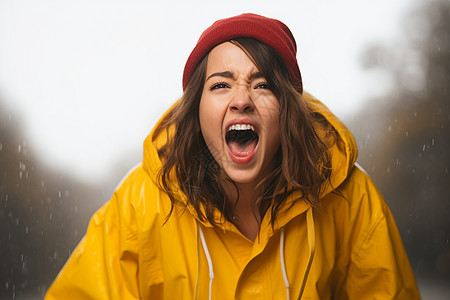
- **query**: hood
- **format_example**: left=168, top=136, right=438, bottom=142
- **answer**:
left=142, top=91, right=357, bottom=227
left=304, top=91, right=358, bottom=197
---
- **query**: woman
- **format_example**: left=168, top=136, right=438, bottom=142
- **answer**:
left=46, top=14, right=420, bottom=299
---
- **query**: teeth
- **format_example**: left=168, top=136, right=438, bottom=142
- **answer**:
left=228, top=124, right=255, bottom=131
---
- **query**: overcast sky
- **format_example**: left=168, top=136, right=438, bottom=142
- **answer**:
left=0, top=0, right=414, bottom=183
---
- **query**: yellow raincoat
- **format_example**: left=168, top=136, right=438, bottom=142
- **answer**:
left=46, top=92, right=420, bottom=299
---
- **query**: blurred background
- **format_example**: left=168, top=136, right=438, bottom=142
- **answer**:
left=1, top=0, right=449, bottom=299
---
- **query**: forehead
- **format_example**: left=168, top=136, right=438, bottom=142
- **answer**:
left=206, top=42, right=258, bottom=74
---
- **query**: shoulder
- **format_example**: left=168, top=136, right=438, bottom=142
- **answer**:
left=331, top=163, right=389, bottom=219
left=324, top=165, right=420, bottom=298
left=115, top=163, right=152, bottom=196
left=318, top=164, right=393, bottom=253
left=91, top=163, right=169, bottom=230
left=113, top=163, right=163, bottom=207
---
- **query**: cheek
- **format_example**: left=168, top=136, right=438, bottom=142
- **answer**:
left=264, top=101, right=281, bottom=149
left=268, top=122, right=281, bottom=149
left=262, top=97, right=280, bottom=125
left=199, top=101, right=209, bottom=141
left=199, top=96, right=221, bottom=146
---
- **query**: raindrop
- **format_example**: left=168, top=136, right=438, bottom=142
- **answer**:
left=422, top=144, right=426, bottom=151
left=387, top=167, right=391, bottom=174
left=396, top=159, right=401, bottom=165
left=18, top=145, right=21, bottom=152
left=0, top=143, right=2, bottom=151
left=432, top=138, right=435, bottom=145
left=413, top=112, right=417, bottom=117
left=21, top=279, right=28, bottom=289
left=49, top=213, right=53, bottom=221
left=406, top=131, right=409, bottom=137
left=25, top=226, right=29, bottom=234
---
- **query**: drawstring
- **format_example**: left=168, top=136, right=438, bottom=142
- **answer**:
left=297, top=208, right=316, bottom=299
left=199, top=225, right=215, bottom=300
left=279, top=208, right=316, bottom=300
left=194, top=222, right=214, bottom=300
left=280, top=226, right=290, bottom=300
left=194, top=221, right=201, bottom=300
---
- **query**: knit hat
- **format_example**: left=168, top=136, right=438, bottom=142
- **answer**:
left=182, top=13, right=302, bottom=92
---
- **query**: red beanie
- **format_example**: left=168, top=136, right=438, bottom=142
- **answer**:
left=182, top=13, right=302, bottom=92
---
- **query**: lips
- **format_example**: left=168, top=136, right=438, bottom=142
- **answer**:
left=225, top=119, right=259, bottom=164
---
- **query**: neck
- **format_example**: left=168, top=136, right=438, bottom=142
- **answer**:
left=223, top=181, right=262, bottom=241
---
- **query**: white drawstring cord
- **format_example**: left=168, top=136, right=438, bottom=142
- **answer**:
left=281, top=208, right=316, bottom=300
left=297, top=208, right=316, bottom=299
left=280, top=226, right=290, bottom=300
left=194, top=221, right=201, bottom=300
left=198, top=225, right=214, bottom=300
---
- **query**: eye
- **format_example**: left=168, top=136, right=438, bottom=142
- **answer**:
left=210, top=82, right=230, bottom=90
left=255, top=82, right=271, bottom=90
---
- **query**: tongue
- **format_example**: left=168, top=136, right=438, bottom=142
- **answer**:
left=228, top=140, right=257, bottom=157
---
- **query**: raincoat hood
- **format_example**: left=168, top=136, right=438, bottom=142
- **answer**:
left=142, top=91, right=357, bottom=228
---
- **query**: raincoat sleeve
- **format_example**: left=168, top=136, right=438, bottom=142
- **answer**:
left=336, top=168, right=421, bottom=299
left=45, top=182, right=140, bottom=299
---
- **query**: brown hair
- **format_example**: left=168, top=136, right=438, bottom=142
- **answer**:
left=154, top=38, right=335, bottom=227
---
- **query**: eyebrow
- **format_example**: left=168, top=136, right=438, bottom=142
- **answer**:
left=205, top=71, right=264, bottom=82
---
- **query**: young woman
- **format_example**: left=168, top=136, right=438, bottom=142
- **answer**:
left=46, top=14, right=420, bottom=299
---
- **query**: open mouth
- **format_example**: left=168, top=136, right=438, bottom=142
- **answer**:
left=226, top=124, right=259, bottom=161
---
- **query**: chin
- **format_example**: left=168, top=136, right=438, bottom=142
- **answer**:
left=223, top=166, right=261, bottom=185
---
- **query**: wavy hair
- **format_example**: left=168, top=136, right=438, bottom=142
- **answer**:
left=154, top=38, right=336, bottom=227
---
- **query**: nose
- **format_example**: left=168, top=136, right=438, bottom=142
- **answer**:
left=229, top=88, right=255, bottom=113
